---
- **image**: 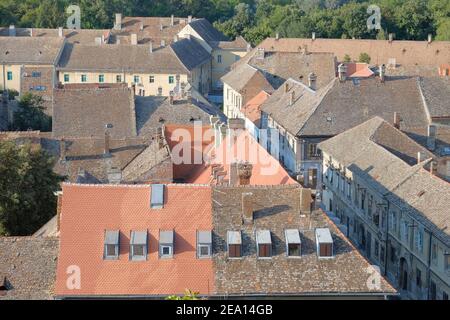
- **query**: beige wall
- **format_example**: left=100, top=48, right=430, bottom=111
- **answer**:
left=223, top=83, right=242, bottom=118
left=0, top=64, right=21, bottom=92
left=212, top=49, right=247, bottom=89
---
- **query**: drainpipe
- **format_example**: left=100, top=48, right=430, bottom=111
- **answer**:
left=426, top=231, right=433, bottom=300
left=384, top=201, right=389, bottom=277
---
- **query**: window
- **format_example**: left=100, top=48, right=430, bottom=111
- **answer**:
left=361, top=190, right=366, bottom=211
left=134, top=75, right=140, bottom=84
left=256, top=230, right=272, bottom=258
left=104, top=230, right=119, bottom=260
left=316, top=228, right=333, bottom=258
left=380, top=246, right=385, bottom=264
left=64, top=74, right=70, bottom=82
left=430, top=281, right=437, bottom=300
left=98, top=74, right=104, bottom=83
left=368, top=195, right=373, bottom=217
left=159, top=230, right=174, bottom=258
left=150, top=184, right=164, bottom=209
left=169, top=76, right=174, bottom=84
left=32, top=71, right=41, bottom=77
left=285, top=229, right=301, bottom=257
left=431, top=244, right=438, bottom=265
left=389, top=211, right=397, bottom=232
left=390, top=245, right=396, bottom=263
left=229, top=244, right=241, bottom=258
left=130, top=231, right=147, bottom=261
left=217, top=54, right=222, bottom=63
left=7, top=71, right=12, bottom=81
left=416, top=268, right=422, bottom=288
left=415, top=228, right=424, bottom=254
left=197, top=230, right=212, bottom=258
left=81, top=74, right=87, bottom=82
left=400, top=220, right=409, bottom=242
left=227, top=231, right=242, bottom=258
left=116, top=75, right=122, bottom=83
left=149, top=75, right=155, bottom=83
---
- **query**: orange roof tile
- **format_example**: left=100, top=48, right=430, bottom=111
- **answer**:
left=345, top=63, right=374, bottom=78
left=240, top=91, right=270, bottom=126
left=55, top=183, right=213, bottom=297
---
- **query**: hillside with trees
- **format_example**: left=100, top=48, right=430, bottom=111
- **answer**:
left=0, top=0, right=448, bottom=44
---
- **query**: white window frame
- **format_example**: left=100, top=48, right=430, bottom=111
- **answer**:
left=160, top=245, right=173, bottom=258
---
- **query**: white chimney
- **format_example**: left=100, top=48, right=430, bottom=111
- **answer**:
left=173, top=35, right=178, bottom=42
left=338, top=63, right=347, bottom=82
left=114, top=13, right=122, bottom=31
left=312, top=32, right=316, bottom=40
left=161, top=39, right=166, bottom=47
left=428, top=34, right=432, bottom=44
left=393, top=112, right=400, bottom=129
left=388, top=33, right=394, bottom=43
left=160, top=24, right=163, bottom=31
left=275, top=32, right=279, bottom=40
left=308, top=72, right=317, bottom=91
left=379, top=64, right=386, bottom=82
left=171, top=14, right=175, bottom=26
left=58, top=27, right=63, bottom=38
left=246, top=43, right=252, bottom=52
left=417, top=151, right=425, bottom=164
left=131, top=33, right=138, bottom=45
left=188, top=15, right=192, bottom=23
left=149, top=41, right=153, bottom=53
left=29, top=28, right=33, bottom=37
left=94, top=37, right=102, bottom=45
left=140, top=21, right=144, bottom=31
left=9, top=25, right=16, bottom=37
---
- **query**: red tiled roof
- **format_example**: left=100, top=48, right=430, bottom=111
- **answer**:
left=345, top=63, right=374, bottom=78
left=240, top=91, right=270, bottom=126
left=55, top=183, right=213, bottom=297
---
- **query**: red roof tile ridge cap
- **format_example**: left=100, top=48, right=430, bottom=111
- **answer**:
left=62, top=182, right=211, bottom=188
left=215, top=184, right=300, bottom=189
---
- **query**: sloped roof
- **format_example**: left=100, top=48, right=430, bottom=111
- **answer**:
left=0, top=237, right=58, bottom=300
left=346, top=63, right=374, bottom=78
left=212, top=36, right=249, bottom=50
left=241, top=90, right=270, bottom=126
left=57, top=43, right=188, bottom=74
left=0, top=36, right=65, bottom=65
left=55, top=183, right=213, bottom=297
left=419, top=77, right=450, bottom=119
left=188, top=18, right=228, bottom=45
left=169, top=38, right=210, bottom=70
left=52, top=87, right=137, bottom=139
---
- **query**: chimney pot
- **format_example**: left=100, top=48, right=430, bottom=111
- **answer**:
left=308, top=72, right=317, bottom=91
left=188, top=15, right=192, bottom=23
left=58, top=27, right=63, bottom=37
left=114, top=13, right=122, bottom=30
left=379, top=64, right=386, bottom=82
left=242, top=192, right=254, bottom=224
left=312, top=32, right=316, bottom=40
left=388, top=33, right=394, bottom=43
left=393, top=112, right=400, bottom=129
left=275, top=32, right=279, bottom=40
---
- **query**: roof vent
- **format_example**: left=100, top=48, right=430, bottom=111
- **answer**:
left=150, top=184, right=164, bottom=209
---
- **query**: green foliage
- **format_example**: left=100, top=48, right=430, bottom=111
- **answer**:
left=0, top=89, right=19, bottom=100
left=166, top=289, right=201, bottom=300
left=0, top=0, right=446, bottom=45
left=0, top=141, right=63, bottom=236
left=359, top=52, right=371, bottom=64
left=343, top=54, right=351, bottom=63
left=11, top=93, right=52, bottom=132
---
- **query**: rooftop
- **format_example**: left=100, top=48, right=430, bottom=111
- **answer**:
left=240, top=90, right=270, bottom=126
left=419, top=77, right=450, bottom=119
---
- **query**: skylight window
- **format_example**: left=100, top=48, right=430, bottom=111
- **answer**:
left=150, top=184, right=164, bottom=209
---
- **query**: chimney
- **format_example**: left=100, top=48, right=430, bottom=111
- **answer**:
left=417, top=151, right=425, bottom=164
left=160, top=24, right=163, bottom=31
left=238, top=162, right=253, bottom=186
left=428, top=34, right=432, bottom=44
left=55, top=191, right=63, bottom=232
left=246, top=43, right=252, bottom=52
left=173, top=35, right=179, bottom=42
left=338, top=63, right=347, bottom=82
left=308, top=72, right=317, bottom=91
left=188, top=15, right=192, bottom=23
left=161, top=39, right=166, bottom=47
left=104, top=130, right=111, bottom=154
left=427, top=124, right=436, bottom=151
left=312, top=32, right=316, bottom=41
left=229, top=162, right=239, bottom=186
left=300, top=188, right=312, bottom=213
left=379, top=64, right=386, bottom=83
left=9, top=25, right=16, bottom=37
left=228, top=118, right=246, bottom=130
left=149, top=41, right=153, bottom=53
left=29, top=28, right=33, bottom=37
left=140, top=21, right=144, bottom=31
left=169, top=91, right=175, bottom=105
left=242, top=192, right=254, bottom=224
left=114, top=13, right=122, bottom=30
left=284, top=82, right=289, bottom=93
left=171, top=14, right=175, bottom=26
left=275, top=32, right=279, bottom=40
left=256, top=47, right=265, bottom=60
left=59, top=138, right=67, bottom=161
left=393, top=112, right=400, bottom=129
left=186, top=89, right=192, bottom=104
left=289, top=90, right=295, bottom=106
left=94, top=37, right=102, bottom=45
left=131, top=33, right=138, bottom=45
left=58, top=27, right=63, bottom=37
left=388, top=33, right=394, bottom=43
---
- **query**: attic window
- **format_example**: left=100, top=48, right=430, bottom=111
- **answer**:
left=150, top=184, right=164, bottom=209
left=256, top=230, right=272, bottom=258
left=227, top=231, right=242, bottom=258
left=315, top=228, right=334, bottom=258
left=285, top=229, right=301, bottom=257
left=130, top=230, right=147, bottom=261
left=104, top=230, right=119, bottom=260
left=159, top=230, right=174, bottom=258
left=197, top=230, right=212, bottom=258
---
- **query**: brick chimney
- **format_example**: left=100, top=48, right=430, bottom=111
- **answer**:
left=338, top=63, right=347, bottom=82
left=393, top=112, right=400, bottom=129
left=104, top=130, right=111, bottom=154
left=308, top=73, right=317, bottom=91
left=427, top=124, right=436, bottom=151
left=131, top=33, right=138, bottom=45
left=114, top=13, right=122, bottom=30
left=238, top=162, right=253, bottom=186
left=242, top=192, right=254, bottom=224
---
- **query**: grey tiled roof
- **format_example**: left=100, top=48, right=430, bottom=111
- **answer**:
left=188, top=18, right=228, bottom=46
left=221, top=64, right=272, bottom=93
left=419, top=77, right=450, bottom=119
left=52, top=87, right=137, bottom=139
left=0, top=237, right=58, bottom=300
left=211, top=36, right=249, bottom=50
left=57, top=43, right=189, bottom=74
left=170, top=38, right=211, bottom=70
left=136, top=96, right=224, bottom=136
left=212, top=185, right=396, bottom=296
left=0, top=36, right=65, bottom=65
left=0, top=28, right=111, bottom=44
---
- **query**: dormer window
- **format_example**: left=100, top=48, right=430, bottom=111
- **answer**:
left=316, top=228, right=334, bottom=258
left=130, top=230, right=147, bottom=261
left=285, top=229, right=301, bottom=257
left=150, top=184, right=164, bottom=209
left=104, top=230, right=119, bottom=260
left=256, top=230, right=272, bottom=258
left=197, top=230, right=212, bottom=258
left=159, top=230, right=174, bottom=258
left=227, top=231, right=242, bottom=258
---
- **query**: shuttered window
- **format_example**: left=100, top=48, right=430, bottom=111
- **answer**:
left=229, top=244, right=241, bottom=258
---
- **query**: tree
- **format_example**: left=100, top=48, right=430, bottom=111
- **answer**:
left=0, top=141, right=63, bottom=236
left=12, top=93, right=52, bottom=132
left=166, top=289, right=200, bottom=300
left=343, top=54, right=351, bottom=62
left=359, top=52, right=371, bottom=64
